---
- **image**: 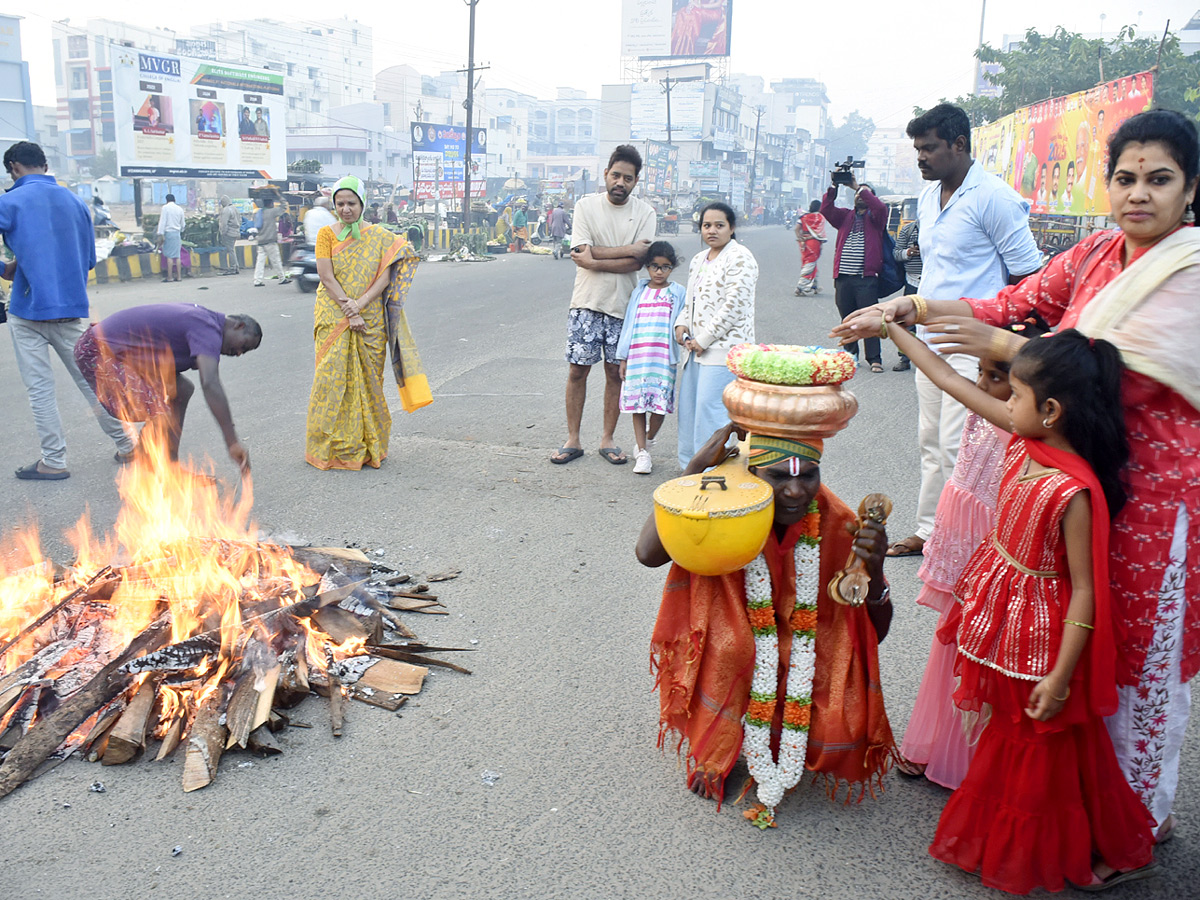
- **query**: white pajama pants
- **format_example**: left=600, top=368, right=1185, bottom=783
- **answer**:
left=914, top=354, right=977, bottom=541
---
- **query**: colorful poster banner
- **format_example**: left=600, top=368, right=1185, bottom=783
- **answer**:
left=113, top=49, right=287, bottom=179
left=643, top=141, right=678, bottom=195
left=973, top=71, right=1154, bottom=216
left=621, top=0, right=732, bottom=59
left=410, top=122, right=487, bottom=201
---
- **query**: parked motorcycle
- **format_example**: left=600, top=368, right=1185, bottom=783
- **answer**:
left=289, top=245, right=320, bottom=293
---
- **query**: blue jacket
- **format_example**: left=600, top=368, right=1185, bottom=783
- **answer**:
left=615, top=279, right=688, bottom=364
left=0, top=173, right=96, bottom=320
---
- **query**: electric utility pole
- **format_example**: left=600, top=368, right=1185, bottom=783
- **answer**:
left=661, top=76, right=676, bottom=146
left=750, top=106, right=764, bottom=202
left=459, top=0, right=488, bottom=231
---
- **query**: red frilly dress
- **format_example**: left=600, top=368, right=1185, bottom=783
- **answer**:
left=929, top=438, right=1155, bottom=894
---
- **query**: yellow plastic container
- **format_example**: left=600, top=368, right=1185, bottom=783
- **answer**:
left=652, top=454, right=775, bottom=576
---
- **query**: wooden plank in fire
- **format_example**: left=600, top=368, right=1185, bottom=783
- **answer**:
left=288, top=546, right=372, bottom=579
left=348, top=658, right=428, bottom=711
left=0, top=616, right=170, bottom=799
left=119, top=635, right=219, bottom=675
left=181, top=692, right=227, bottom=793
left=101, top=676, right=160, bottom=765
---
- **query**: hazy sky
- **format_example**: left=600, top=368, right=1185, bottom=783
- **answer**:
left=19, top=2, right=1195, bottom=128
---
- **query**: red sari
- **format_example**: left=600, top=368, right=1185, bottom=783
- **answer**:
left=796, top=212, right=826, bottom=293
left=930, top=439, right=1155, bottom=894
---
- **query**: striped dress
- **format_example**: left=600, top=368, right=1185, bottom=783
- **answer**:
left=619, top=286, right=676, bottom=415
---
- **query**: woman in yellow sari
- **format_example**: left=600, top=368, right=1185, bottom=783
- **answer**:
left=306, top=175, right=429, bottom=469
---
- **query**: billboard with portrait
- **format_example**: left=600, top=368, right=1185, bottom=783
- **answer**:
left=621, top=0, right=731, bottom=59
left=410, top=122, right=487, bottom=201
left=973, top=71, right=1154, bottom=217
left=642, top=141, right=678, bottom=195
left=113, top=48, right=286, bottom=179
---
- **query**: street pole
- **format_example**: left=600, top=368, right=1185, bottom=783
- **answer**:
left=750, top=106, right=763, bottom=207
left=975, top=0, right=987, bottom=98
left=661, top=76, right=674, bottom=146
left=462, top=0, right=479, bottom=231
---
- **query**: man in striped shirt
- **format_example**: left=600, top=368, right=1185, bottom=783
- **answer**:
left=820, top=175, right=888, bottom=372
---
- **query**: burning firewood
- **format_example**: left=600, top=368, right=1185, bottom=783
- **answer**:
left=0, top=438, right=471, bottom=799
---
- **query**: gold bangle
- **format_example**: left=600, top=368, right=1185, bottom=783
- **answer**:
left=911, top=295, right=928, bottom=324
left=1050, top=686, right=1071, bottom=702
left=1063, top=619, right=1094, bottom=631
left=879, top=320, right=889, bottom=340
left=988, top=331, right=1012, bottom=361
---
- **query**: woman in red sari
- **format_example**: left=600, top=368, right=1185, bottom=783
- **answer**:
left=835, top=109, right=1200, bottom=876
left=794, top=200, right=827, bottom=296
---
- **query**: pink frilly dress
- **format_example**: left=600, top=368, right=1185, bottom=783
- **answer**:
left=899, top=412, right=1007, bottom=788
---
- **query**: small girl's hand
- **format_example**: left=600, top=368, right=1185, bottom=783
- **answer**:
left=926, top=316, right=1021, bottom=361
left=1026, top=676, right=1070, bottom=721
left=618, top=360, right=627, bottom=380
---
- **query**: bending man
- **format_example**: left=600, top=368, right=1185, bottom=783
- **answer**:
left=74, top=303, right=261, bottom=472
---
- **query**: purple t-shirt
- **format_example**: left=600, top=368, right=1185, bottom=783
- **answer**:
left=95, top=303, right=225, bottom=372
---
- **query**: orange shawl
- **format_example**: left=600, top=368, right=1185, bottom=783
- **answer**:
left=650, top=485, right=895, bottom=805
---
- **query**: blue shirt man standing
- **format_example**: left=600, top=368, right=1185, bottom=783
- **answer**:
left=0, top=141, right=135, bottom=480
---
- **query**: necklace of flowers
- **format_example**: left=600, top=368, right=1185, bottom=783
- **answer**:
left=741, top=500, right=820, bottom=830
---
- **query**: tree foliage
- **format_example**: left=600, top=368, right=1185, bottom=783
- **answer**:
left=288, top=159, right=323, bottom=174
left=917, top=25, right=1200, bottom=124
left=90, top=148, right=118, bottom=178
left=825, top=111, right=876, bottom=165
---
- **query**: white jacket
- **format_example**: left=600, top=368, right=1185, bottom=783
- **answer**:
left=677, top=238, right=757, bottom=365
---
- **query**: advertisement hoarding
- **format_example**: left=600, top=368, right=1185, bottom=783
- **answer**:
left=622, top=0, right=732, bottom=59
left=642, top=141, right=678, bottom=195
left=688, top=159, right=719, bottom=190
left=410, top=122, right=487, bottom=201
left=113, top=49, right=287, bottom=179
left=630, top=81, right=705, bottom=142
left=973, top=71, right=1154, bottom=216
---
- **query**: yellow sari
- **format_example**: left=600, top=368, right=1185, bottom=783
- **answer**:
left=305, top=224, right=426, bottom=470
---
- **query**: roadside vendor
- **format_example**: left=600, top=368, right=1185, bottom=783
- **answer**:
left=637, top=417, right=895, bottom=828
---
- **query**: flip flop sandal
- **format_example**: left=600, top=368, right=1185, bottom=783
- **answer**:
left=550, top=447, right=584, bottom=465
left=1072, top=861, right=1160, bottom=892
left=895, top=757, right=927, bottom=779
left=870, top=363, right=885, bottom=373
left=15, top=462, right=69, bottom=481
left=1156, top=814, right=1176, bottom=844
left=886, top=537, right=925, bottom=557
left=599, top=447, right=627, bottom=465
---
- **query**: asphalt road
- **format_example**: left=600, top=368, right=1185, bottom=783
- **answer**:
left=1, top=226, right=1194, bottom=900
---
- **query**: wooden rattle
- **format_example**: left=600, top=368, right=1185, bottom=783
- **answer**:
left=828, top=493, right=892, bottom=607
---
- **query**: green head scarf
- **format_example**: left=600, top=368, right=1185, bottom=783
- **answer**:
left=332, top=175, right=367, bottom=240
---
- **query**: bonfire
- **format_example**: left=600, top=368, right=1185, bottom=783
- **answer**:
left=0, top=425, right=468, bottom=797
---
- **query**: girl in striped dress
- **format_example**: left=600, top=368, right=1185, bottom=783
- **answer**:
left=616, top=241, right=687, bottom=475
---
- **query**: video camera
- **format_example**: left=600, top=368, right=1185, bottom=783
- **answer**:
left=832, top=156, right=866, bottom=186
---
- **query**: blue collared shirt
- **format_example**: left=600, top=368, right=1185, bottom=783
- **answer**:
left=916, top=161, right=1041, bottom=303
left=0, top=173, right=96, bottom=320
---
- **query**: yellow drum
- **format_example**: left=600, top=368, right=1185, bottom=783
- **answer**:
left=652, top=453, right=774, bottom=576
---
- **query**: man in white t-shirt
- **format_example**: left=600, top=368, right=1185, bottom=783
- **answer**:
left=551, top=145, right=656, bottom=465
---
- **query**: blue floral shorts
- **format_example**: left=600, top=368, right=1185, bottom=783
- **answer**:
left=565, top=308, right=622, bottom=366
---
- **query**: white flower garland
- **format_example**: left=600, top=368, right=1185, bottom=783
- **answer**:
left=741, top=509, right=820, bottom=825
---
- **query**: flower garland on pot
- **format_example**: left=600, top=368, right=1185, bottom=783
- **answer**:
left=741, top=500, right=820, bottom=829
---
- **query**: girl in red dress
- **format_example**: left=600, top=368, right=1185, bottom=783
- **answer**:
left=887, top=325, right=1157, bottom=894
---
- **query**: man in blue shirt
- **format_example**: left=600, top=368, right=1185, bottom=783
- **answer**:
left=0, top=141, right=135, bottom=480
left=887, top=105, right=1041, bottom=558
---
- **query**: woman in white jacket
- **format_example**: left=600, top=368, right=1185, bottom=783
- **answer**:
left=674, top=202, right=758, bottom=467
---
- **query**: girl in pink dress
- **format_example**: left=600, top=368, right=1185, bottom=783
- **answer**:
left=899, top=321, right=1046, bottom=788
left=887, top=323, right=1157, bottom=893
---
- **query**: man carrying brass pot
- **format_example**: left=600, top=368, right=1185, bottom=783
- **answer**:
left=636, top=424, right=895, bottom=826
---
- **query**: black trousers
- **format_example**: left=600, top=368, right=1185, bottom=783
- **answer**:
left=834, top=274, right=880, bottom=363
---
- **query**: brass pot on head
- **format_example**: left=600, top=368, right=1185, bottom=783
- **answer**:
left=723, top=379, right=858, bottom=440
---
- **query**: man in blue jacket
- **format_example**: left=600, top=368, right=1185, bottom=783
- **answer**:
left=0, top=141, right=135, bottom=480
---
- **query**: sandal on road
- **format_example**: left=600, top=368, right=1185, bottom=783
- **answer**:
left=1157, top=814, right=1177, bottom=844
left=1072, top=861, right=1159, bottom=892
left=886, top=535, right=925, bottom=557
left=550, top=447, right=584, bottom=465
left=15, top=461, right=70, bottom=481
left=895, top=757, right=927, bottom=779
left=599, top=447, right=627, bottom=465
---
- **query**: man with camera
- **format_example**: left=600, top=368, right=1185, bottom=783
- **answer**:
left=820, top=162, right=887, bottom=372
